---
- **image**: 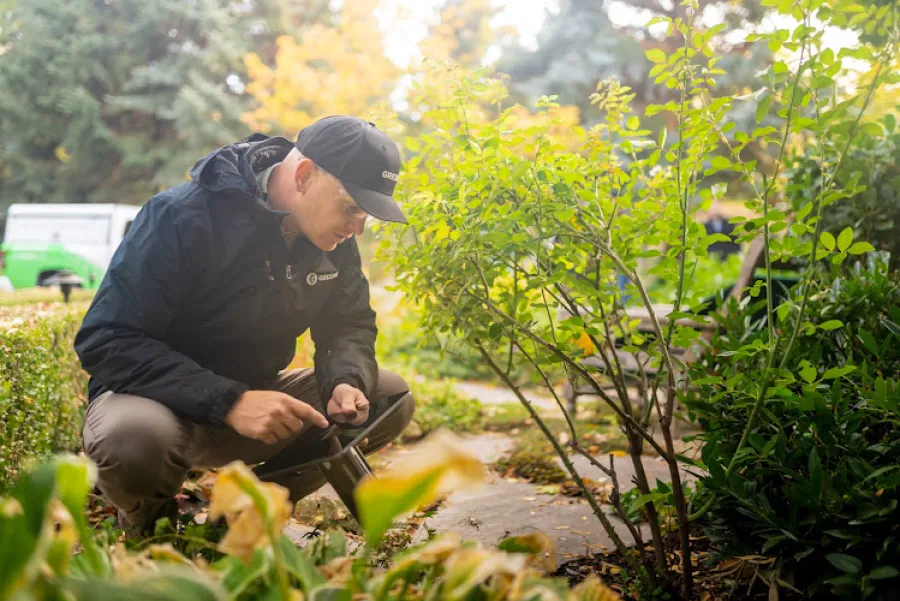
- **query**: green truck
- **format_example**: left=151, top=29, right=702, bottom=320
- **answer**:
left=0, top=203, right=141, bottom=291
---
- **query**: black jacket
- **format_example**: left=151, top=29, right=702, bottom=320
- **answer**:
left=74, top=134, right=378, bottom=426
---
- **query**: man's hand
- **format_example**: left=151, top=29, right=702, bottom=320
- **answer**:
left=225, top=390, right=329, bottom=445
left=327, top=384, right=370, bottom=427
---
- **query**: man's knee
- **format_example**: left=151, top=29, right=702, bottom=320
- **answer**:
left=374, top=368, right=412, bottom=402
left=362, top=371, right=415, bottom=451
left=83, top=394, right=190, bottom=495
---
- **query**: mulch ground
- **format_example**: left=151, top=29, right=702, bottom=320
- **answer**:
left=553, top=525, right=803, bottom=601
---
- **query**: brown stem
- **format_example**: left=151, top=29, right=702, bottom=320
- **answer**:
left=464, top=284, right=671, bottom=459
left=517, top=343, right=578, bottom=443
left=600, top=251, right=693, bottom=594
left=475, top=345, right=639, bottom=572
left=572, top=445, right=652, bottom=574
left=625, top=430, right=668, bottom=574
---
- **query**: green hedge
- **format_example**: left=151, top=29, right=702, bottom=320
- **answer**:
left=0, top=304, right=87, bottom=491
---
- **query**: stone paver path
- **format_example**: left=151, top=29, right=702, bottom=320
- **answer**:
left=283, top=379, right=699, bottom=566
left=408, top=442, right=690, bottom=565
left=286, top=428, right=692, bottom=566
left=453, top=381, right=561, bottom=412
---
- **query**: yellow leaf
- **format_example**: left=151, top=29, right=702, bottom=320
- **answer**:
left=355, top=429, right=486, bottom=546
left=54, top=146, right=70, bottom=163
left=443, top=547, right=528, bottom=600
left=568, top=575, right=623, bottom=601
left=390, top=533, right=463, bottom=571
left=45, top=500, right=78, bottom=576
left=573, top=331, right=597, bottom=356
left=147, top=543, right=195, bottom=567
left=210, top=461, right=292, bottom=563
left=0, top=498, right=23, bottom=517
left=500, top=532, right=557, bottom=573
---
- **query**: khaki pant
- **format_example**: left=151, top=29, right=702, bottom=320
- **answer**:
left=82, top=367, right=413, bottom=533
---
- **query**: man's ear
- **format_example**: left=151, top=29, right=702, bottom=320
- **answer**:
left=293, top=158, right=316, bottom=193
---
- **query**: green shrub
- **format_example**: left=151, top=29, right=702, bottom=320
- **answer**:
left=787, top=121, right=900, bottom=271
left=686, top=254, right=900, bottom=600
left=0, top=305, right=87, bottom=491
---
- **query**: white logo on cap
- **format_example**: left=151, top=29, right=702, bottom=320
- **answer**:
left=382, top=170, right=399, bottom=182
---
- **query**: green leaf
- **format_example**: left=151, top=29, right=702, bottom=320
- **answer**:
left=53, top=455, right=108, bottom=577
left=837, top=227, right=853, bottom=251
left=826, top=553, right=863, bottom=574
left=875, top=377, right=887, bottom=404
left=820, top=232, right=835, bottom=251
left=63, top=571, right=225, bottom=600
left=710, top=156, right=731, bottom=170
left=0, top=462, right=57, bottom=599
left=277, top=538, right=326, bottom=592
left=220, top=551, right=269, bottom=596
left=626, top=116, right=640, bottom=130
left=861, top=122, right=883, bottom=137
left=858, top=328, right=879, bottom=356
left=761, top=436, right=779, bottom=457
left=869, top=566, right=900, bottom=580
left=646, top=48, right=666, bottom=63
left=823, top=365, right=855, bottom=379
left=356, top=433, right=485, bottom=546
left=800, top=365, right=817, bottom=384
left=863, top=465, right=898, bottom=483
left=819, top=320, right=843, bottom=331
left=812, top=75, right=834, bottom=89
left=755, top=93, right=772, bottom=124
left=308, top=585, right=353, bottom=601
left=488, top=323, right=503, bottom=340
left=630, top=493, right=661, bottom=511
left=809, top=447, right=823, bottom=494
left=848, top=241, right=875, bottom=255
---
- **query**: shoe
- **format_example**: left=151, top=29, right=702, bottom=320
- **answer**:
left=119, top=497, right=180, bottom=538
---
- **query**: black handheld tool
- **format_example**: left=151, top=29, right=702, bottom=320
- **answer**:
left=252, top=393, right=410, bottom=521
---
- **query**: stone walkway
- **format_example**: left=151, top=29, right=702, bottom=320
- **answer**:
left=452, top=381, right=561, bottom=412
left=286, top=425, right=693, bottom=566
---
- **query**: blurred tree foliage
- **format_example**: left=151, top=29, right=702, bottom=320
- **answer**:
left=241, top=0, right=398, bottom=134
left=0, top=0, right=300, bottom=209
left=418, top=0, right=505, bottom=67
left=497, top=0, right=769, bottom=128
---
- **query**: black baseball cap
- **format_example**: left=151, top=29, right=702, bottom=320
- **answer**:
left=295, top=116, right=407, bottom=224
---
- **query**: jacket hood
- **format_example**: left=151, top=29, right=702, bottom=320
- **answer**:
left=189, top=134, right=296, bottom=210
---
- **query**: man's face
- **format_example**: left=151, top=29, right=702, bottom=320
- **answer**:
left=283, top=159, right=370, bottom=251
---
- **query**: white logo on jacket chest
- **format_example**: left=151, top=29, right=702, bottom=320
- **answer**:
left=306, top=271, right=339, bottom=286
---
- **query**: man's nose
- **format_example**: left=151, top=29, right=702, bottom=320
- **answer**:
left=350, top=214, right=367, bottom=236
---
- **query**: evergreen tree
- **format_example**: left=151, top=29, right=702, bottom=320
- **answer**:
left=0, top=0, right=296, bottom=210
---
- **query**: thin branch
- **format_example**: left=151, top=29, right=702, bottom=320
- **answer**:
left=571, top=445, right=651, bottom=571
left=475, top=345, right=639, bottom=568
left=463, top=280, right=671, bottom=459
